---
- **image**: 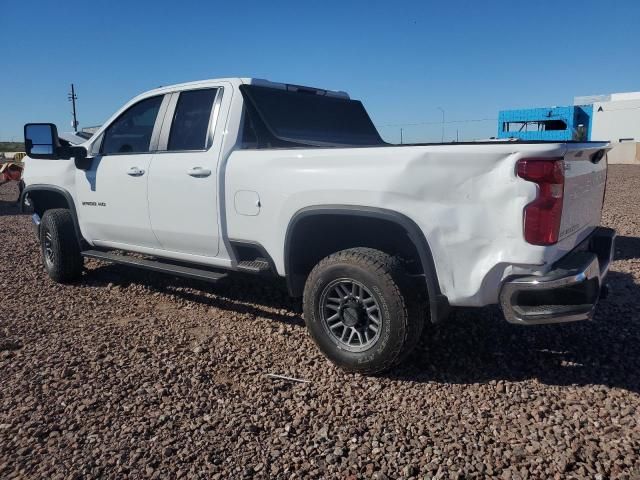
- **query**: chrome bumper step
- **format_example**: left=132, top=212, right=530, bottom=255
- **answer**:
left=500, top=227, right=616, bottom=325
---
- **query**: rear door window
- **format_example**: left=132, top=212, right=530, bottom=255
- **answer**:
left=167, top=89, right=219, bottom=151
left=102, top=95, right=163, bottom=155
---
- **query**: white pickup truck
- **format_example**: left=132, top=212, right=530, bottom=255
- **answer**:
left=21, top=78, right=615, bottom=373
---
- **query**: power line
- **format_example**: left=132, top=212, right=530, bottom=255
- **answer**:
left=376, top=103, right=640, bottom=130
left=376, top=103, right=640, bottom=129
left=376, top=117, right=497, bottom=128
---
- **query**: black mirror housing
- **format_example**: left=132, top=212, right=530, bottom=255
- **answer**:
left=24, top=123, right=60, bottom=159
left=74, top=156, right=92, bottom=170
left=24, top=123, right=88, bottom=163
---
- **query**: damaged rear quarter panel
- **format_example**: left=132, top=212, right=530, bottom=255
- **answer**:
left=225, top=143, right=568, bottom=306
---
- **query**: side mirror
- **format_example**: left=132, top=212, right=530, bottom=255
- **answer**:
left=24, top=123, right=89, bottom=167
left=24, top=123, right=59, bottom=158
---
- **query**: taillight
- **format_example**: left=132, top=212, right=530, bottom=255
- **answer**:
left=517, top=158, right=565, bottom=245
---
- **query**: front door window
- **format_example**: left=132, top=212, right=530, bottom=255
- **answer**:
left=102, top=96, right=163, bottom=155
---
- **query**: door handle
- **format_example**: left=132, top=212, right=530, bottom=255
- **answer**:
left=187, top=167, right=211, bottom=177
left=127, top=167, right=145, bottom=177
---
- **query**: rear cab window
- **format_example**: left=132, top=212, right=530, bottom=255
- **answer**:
left=240, top=85, right=385, bottom=148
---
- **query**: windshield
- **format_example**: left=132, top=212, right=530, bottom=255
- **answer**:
left=240, top=85, right=384, bottom=147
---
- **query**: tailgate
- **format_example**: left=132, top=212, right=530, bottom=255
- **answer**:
left=558, top=144, right=609, bottom=244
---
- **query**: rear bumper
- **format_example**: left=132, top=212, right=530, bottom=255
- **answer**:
left=500, top=227, right=616, bottom=325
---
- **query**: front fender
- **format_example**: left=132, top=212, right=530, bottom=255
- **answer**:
left=21, top=184, right=84, bottom=245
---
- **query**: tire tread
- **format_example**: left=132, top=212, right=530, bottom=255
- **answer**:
left=39, top=209, right=83, bottom=283
left=303, top=247, right=425, bottom=374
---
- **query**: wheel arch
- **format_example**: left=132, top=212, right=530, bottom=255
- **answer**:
left=284, top=205, right=450, bottom=322
left=20, top=185, right=84, bottom=245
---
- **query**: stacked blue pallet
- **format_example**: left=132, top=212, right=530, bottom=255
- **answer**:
left=497, top=105, right=592, bottom=141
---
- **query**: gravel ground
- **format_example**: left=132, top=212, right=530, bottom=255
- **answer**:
left=1, top=166, right=639, bottom=479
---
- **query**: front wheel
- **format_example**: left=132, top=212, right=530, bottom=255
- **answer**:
left=303, top=248, right=425, bottom=374
left=39, top=209, right=83, bottom=283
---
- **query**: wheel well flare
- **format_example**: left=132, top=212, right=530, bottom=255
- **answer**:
left=285, top=208, right=439, bottom=298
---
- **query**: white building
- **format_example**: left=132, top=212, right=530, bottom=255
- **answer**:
left=574, top=91, right=640, bottom=164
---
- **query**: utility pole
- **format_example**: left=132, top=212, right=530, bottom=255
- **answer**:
left=400, top=128, right=403, bottom=145
left=437, top=107, right=445, bottom=143
left=68, top=84, right=79, bottom=132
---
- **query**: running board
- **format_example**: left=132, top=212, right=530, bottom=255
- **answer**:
left=81, top=250, right=228, bottom=283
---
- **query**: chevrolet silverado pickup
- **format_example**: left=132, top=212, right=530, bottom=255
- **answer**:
left=21, top=78, right=615, bottom=373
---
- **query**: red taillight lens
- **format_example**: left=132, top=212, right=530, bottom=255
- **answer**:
left=517, top=158, right=565, bottom=245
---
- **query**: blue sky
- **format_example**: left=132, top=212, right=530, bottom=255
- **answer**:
left=1, top=0, right=639, bottom=143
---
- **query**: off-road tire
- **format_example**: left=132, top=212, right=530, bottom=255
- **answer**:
left=303, top=248, right=425, bottom=374
left=39, top=209, right=83, bottom=283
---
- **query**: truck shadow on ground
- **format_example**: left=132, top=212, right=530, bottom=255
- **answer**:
left=0, top=182, right=21, bottom=216
left=395, top=267, right=640, bottom=393
left=0, top=199, right=21, bottom=216
left=84, top=260, right=640, bottom=394
left=83, top=263, right=304, bottom=327
left=614, top=235, right=640, bottom=260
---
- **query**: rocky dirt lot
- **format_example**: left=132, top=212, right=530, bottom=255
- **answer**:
left=1, top=166, right=639, bottom=479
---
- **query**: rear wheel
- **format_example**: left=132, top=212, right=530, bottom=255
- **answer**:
left=303, top=248, right=425, bottom=374
left=39, top=209, right=83, bottom=283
